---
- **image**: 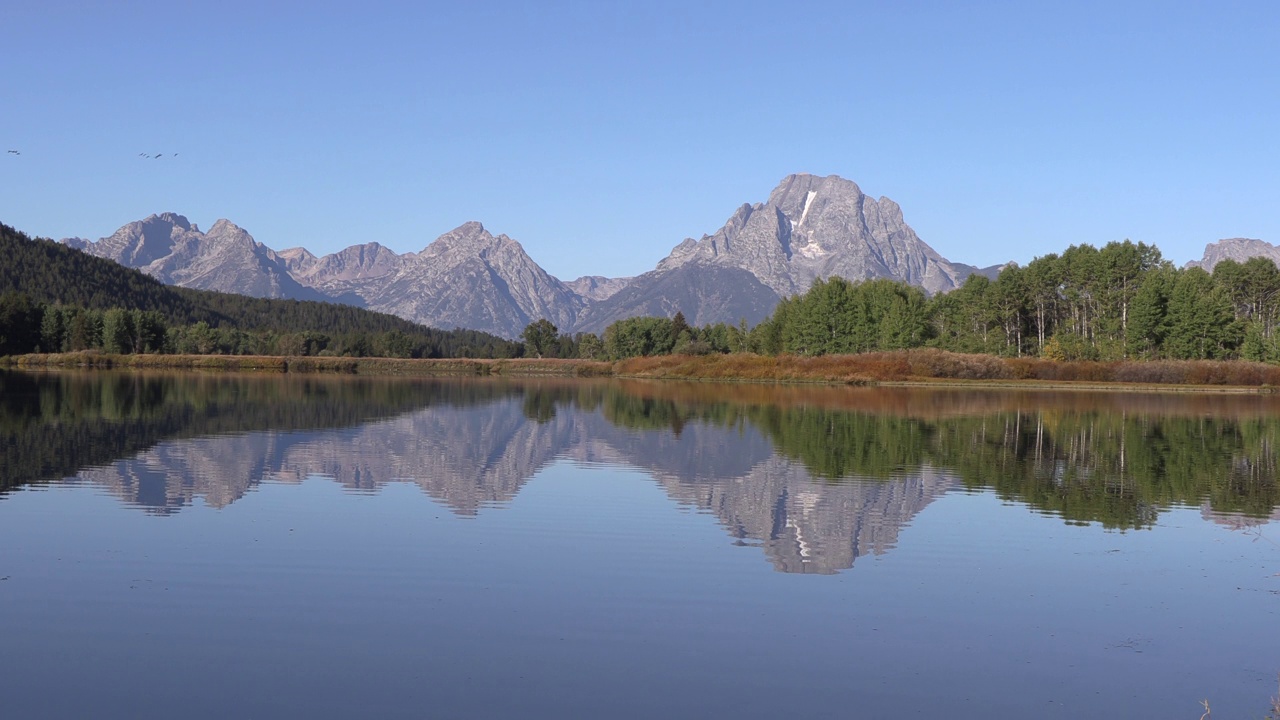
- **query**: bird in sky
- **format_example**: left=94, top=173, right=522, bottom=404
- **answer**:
left=6, top=150, right=18, bottom=155
left=154, top=154, right=163, bottom=159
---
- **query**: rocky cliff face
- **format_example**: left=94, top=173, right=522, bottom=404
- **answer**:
left=1186, top=238, right=1280, bottom=271
left=648, top=173, right=969, bottom=296
left=67, top=213, right=329, bottom=301
left=284, top=241, right=407, bottom=296
left=565, top=275, right=632, bottom=302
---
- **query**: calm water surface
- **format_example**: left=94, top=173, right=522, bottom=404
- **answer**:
left=0, top=371, right=1277, bottom=718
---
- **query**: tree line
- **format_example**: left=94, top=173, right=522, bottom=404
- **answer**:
left=0, top=295, right=522, bottom=358
left=522, top=240, right=1280, bottom=363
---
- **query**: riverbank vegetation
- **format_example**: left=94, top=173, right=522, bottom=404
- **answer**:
left=7, top=348, right=1280, bottom=387
left=612, top=350, right=1280, bottom=386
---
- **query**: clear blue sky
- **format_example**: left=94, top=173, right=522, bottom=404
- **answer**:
left=3, top=1, right=1277, bottom=280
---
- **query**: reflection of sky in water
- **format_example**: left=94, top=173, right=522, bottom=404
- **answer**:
left=0, top=466, right=1276, bottom=720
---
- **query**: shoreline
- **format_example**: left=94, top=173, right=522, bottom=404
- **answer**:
left=3, top=350, right=1279, bottom=393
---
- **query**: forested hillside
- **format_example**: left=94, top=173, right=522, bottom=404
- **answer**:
left=0, top=222, right=521, bottom=358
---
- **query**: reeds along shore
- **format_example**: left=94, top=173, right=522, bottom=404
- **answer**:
left=5, top=349, right=1280, bottom=387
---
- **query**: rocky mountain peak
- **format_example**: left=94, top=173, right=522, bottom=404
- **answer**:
left=278, top=247, right=318, bottom=270
left=767, top=173, right=861, bottom=213
left=299, top=242, right=404, bottom=284
left=312, top=221, right=583, bottom=338
left=646, top=172, right=964, bottom=297
left=429, top=221, right=489, bottom=249
left=62, top=212, right=326, bottom=302
left=576, top=173, right=970, bottom=332
left=143, top=212, right=194, bottom=232
left=91, top=211, right=200, bottom=267
left=1186, top=238, right=1279, bottom=271
left=205, top=219, right=258, bottom=248
left=566, top=275, right=633, bottom=302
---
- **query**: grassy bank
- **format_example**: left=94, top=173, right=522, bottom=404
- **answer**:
left=5, top=349, right=1280, bottom=389
left=613, top=349, right=1280, bottom=389
left=0, top=352, right=612, bottom=377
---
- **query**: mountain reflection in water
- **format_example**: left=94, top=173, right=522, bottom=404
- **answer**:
left=2, top=370, right=1277, bottom=574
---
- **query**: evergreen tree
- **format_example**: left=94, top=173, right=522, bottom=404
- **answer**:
left=0, top=292, right=42, bottom=355
left=1125, top=267, right=1172, bottom=359
left=1165, top=268, right=1239, bottom=359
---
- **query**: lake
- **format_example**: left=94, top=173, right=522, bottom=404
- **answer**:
left=1, top=370, right=1277, bottom=719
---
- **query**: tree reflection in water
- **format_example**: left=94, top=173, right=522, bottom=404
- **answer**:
left=2, top=371, right=1277, bottom=572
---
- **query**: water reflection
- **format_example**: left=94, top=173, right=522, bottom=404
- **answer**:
left=2, top=371, right=1278, bottom=573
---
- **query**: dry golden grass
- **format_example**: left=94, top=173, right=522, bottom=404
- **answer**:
left=8, top=350, right=1280, bottom=390
left=609, top=377, right=1280, bottom=420
left=486, top=358, right=614, bottom=377
left=616, top=350, right=1280, bottom=389
left=615, top=353, right=902, bottom=383
left=6, top=351, right=291, bottom=372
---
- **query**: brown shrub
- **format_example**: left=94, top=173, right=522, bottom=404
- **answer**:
left=907, top=349, right=1011, bottom=380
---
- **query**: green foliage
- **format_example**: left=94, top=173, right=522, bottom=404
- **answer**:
left=521, top=318, right=559, bottom=358
left=603, top=316, right=676, bottom=359
left=735, top=239, right=1274, bottom=363
left=774, top=277, right=930, bottom=355
left=1165, top=268, right=1240, bottom=359
left=576, top=332, right=606, bottom=360
left=928, top=274, right=996, bottom=354
left=0, top=292, right=42, bottom=356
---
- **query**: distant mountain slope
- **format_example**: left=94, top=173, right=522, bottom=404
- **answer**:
left=345, top=222, right=585, bottom=339
left=2, top=221, right=514, bottom=348
left=1185, top=238, right=1280, bottom=271
left=574, top=262, right=780, bottom=333
left=951, top=262, right=1008, bottom=281
left=565, top=275, right=631, bottom=302
left=282, top=241, right=406, bottom=298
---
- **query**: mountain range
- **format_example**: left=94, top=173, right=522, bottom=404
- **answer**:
left=61, top=173, right=1264, bottom=338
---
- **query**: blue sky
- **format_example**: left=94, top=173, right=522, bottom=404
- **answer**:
left=2, top=1, right=1277, bottom=280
